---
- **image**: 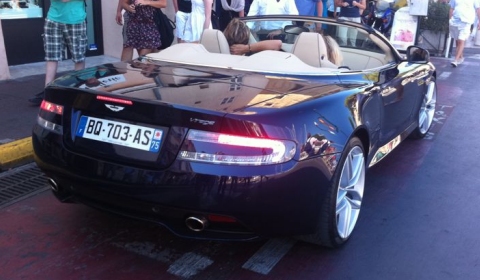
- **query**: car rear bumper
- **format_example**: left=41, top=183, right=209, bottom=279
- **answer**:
left=32, top=127, right=335, bottom=241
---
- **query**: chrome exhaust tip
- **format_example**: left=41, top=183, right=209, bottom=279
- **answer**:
left=185, top=216, right=209, bottom=232
left=47, top=177, right=59, bottom=192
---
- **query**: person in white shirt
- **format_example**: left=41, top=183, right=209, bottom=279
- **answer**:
left=449, top=0, right=480, bottom=67
left=247, top=0, right=298, bottom=39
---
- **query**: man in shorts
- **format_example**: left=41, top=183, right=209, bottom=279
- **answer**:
left=173, top=0, right=192, bottom=43
left=449, top=0, right=480, bottom=67
left=29, top=0, right=87, bottom=106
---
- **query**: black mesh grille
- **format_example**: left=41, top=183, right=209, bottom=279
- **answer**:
left=0, top=163, right=48, bottom=209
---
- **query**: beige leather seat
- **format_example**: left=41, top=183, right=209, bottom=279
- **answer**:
left=291, top=32, right=337, bottom=69
left=200, top=29, right=230, bottom=54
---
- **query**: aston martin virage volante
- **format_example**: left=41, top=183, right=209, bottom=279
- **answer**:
left=32, top=15, right=437, bottom=247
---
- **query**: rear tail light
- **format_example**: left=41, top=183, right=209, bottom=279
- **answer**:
left=37, top=100, right=64, bottom=134
left=178, top=130, right=296, bottom=166
left=40, top=100, right=64, bottom=114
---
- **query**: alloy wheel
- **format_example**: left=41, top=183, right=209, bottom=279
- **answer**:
left=336, top=146, right=365, bottom=239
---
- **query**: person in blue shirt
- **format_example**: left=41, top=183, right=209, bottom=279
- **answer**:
left=29, top=0, right=87, bottom=106
left=294, top=0, right=322, bottom=17
left=335, top=0, right=366, bottom=46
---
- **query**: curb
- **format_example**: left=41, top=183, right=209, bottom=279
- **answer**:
left=0, top=137, right=34, bottom=171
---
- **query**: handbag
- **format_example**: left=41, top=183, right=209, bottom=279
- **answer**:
left=154, top=8, right=176, bottom=50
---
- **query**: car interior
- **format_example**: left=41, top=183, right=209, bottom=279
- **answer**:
left=147, top=19, right=397, bottom=74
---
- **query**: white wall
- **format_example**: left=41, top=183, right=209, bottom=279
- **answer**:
left=0, top=1, right=175, bottom=80
left=0, top=20, right=11, bottom=80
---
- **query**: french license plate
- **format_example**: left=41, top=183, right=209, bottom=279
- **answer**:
left=76, top=116, right=162, bottom=152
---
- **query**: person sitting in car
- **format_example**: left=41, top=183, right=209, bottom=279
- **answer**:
left=223, top=18, right=282, bottom=55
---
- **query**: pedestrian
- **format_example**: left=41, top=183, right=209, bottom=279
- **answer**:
left=449, top=0, right=480, bottom=67
left=325, top=0, right=339, bottom=36
left=294, top=0, right=322, bottom=17
left=116, top=0, right=135, bottom=61
left=246, top=0, right=298, bottom=40
left=215, top=0, right=245, bottom=31
left=326, top=0, right=339, bottom=18
left=188, top=0, right=213, bottom=42
left=335, top=0, right=366, bottom=47
left=122, top=0, right=167, bottom=56
left=28, top=0, right=88, bottom=106
left=173, top=0, right=193, bottom=42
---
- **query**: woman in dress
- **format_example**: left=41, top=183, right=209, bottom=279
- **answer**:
left=188, top=0, right=213, bottom=42
left=122, top=0, right=167, bottom=55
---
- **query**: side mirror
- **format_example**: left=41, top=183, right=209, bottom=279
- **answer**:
left=406, top=46, right=430, bottom=64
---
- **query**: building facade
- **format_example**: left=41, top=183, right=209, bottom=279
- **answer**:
left=0, top=0, right=175, bottom=80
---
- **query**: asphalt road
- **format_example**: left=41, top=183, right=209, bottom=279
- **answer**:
left=1, top=54, right=480, bottom=279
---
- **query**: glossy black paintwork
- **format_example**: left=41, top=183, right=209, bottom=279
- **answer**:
left=34, top=16, right=436, bottom=240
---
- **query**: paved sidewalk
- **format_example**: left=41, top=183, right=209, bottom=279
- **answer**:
left=0, top=55, right=119, bottom=171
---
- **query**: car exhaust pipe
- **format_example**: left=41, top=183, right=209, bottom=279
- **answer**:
left=47, top=178, right=74, bottom=203
left=47, top=177, right=60, bottom=192
left=185, top=216, right=209, bottom=232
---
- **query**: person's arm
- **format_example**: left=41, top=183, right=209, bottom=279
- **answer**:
left=203, top=0, right=213, bottom=30
left=316, top=1, right=323, bottom=17
left=173, top=0, right=179, bottom=13
left=230, top=40, right=282, bottom=55
left=116, top=0, right=123, bottom=25
left=476, top=7, right=480, bottom=30
left=121, top=0, right=135, bottom=12
left=352, top=0, right=365, bottom=11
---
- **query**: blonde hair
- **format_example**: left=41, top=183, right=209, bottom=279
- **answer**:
left=223, top=18, right=250, bottom=46
left=323, top=35, right=343, bottom=66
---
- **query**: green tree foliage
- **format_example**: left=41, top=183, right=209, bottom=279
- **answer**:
left=419, top=0, right=450, bottom=33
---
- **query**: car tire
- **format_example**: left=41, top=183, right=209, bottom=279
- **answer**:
left=410, top=78, right=437, bottom=139
left=297, top=137, right=366, bottom=247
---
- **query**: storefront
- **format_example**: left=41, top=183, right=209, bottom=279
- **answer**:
left=0, top=0, right=103, bottom=66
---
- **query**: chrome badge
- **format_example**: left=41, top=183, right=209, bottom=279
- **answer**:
left=190, top=118, right=215, bottom=126
left=105, top=104, right=125, bottom=112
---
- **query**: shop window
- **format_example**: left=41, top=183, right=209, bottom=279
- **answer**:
left=0, top=0, right=43, bottom=19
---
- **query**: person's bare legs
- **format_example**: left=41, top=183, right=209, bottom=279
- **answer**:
left=455, top=39, right=465, bottom=62
left=45, top=60, right=85, bottom=86
left=45, top=61, right=59, bottom=86
left=74, top=60, right=85, bottom=71
left=121, top=47, right=134, bottom=61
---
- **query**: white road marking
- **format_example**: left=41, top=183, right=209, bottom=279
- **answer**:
left=438, top=72, right=451, bottom=80
left=167, top=252, right=214, bottom=278
left=242, top=238, right=297, bottom=275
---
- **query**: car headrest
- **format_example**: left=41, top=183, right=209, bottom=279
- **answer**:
left=200, top=29, right=230, bottom=54
left=291, top=32, right=335, bottom=68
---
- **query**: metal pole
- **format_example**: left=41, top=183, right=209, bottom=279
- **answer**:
left=444, top=34, right=451, bottom=58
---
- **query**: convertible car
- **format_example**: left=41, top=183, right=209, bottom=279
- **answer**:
left=32, top=15, right=436, bottom=247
